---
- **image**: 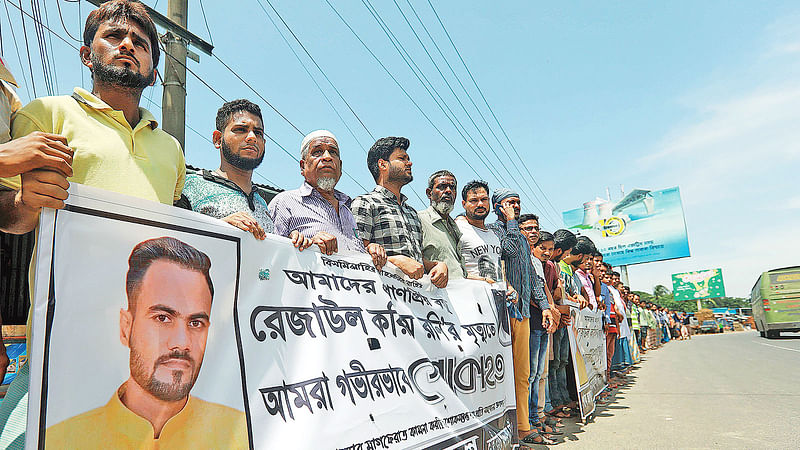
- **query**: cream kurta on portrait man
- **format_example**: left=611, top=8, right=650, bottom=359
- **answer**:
left=45, top=237, right=247, bottom=449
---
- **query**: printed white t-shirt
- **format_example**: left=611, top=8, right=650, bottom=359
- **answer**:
left=455, top=216, right=503, bottom=281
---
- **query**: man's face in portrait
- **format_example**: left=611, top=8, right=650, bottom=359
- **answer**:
left=120, top=260, right=212, bottom=402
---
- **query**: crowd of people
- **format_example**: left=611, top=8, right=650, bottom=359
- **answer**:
left=0, top=1, right=691, bottom=447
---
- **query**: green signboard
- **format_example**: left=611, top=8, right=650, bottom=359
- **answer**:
left=671, top=268, right=725, bottom=301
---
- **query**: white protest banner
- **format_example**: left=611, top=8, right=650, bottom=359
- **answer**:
left=565, top=306, right=607, bottom=422
left=27, top=185, right=517, bottom=450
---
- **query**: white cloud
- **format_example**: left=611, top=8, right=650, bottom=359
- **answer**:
left=626, top=15, right=800, bottom=298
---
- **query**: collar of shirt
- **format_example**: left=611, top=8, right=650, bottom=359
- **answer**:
left=374, top=184, right=408, bottom=205
left=71, top=87, right=158, bottom=131
left=420, top=205, right=461, bottom=236
left=299, top=181, right=351, bottom=205
left=199, top=169, right=262, bottom=211
left=108, top=384, right=197, bottom=442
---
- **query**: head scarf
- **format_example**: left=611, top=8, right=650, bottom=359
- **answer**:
left=492, top=188, right=519, bottom=216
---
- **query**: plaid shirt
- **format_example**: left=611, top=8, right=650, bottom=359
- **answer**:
left=351, top=185, right=424, bottom=261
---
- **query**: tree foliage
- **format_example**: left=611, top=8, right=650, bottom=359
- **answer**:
left=633, top=286, right=748, bottom=313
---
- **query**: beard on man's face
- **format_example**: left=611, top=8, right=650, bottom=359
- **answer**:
left=387, top=163, right=412, bottom=185
left=130, top=346, right=199, bottom=403
left=221, top=139, right=264, bottom=171
left=466, top=207, right=489, bottom=221
left=431, top=200, right=454, bottom=215
left=91, top=52, right=154, bottom=90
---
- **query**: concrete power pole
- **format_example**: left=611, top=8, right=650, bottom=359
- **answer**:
left=87, top=0, right=213, bottom=152
left=162, top=0, right=188, bottom=149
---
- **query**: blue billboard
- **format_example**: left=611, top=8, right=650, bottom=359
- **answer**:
left=562, top=186, right=690, bottom=266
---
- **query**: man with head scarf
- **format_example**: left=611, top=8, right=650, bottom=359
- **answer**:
left=487, top=188, right=555, bottom=445
left=268, top=130, right=386, bottom=268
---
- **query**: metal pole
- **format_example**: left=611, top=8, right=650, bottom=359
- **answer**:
left=162, top=0, right=188, bottom=151
left=619, top=265, right=629, bottom=286
left=697, top=299, right=702, bottom=312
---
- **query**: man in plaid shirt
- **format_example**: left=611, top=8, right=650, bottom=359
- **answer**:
left=352, top=137, right=449, bottom=288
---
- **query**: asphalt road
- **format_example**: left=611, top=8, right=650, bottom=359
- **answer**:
left=535, top=330, right=800, bottom=449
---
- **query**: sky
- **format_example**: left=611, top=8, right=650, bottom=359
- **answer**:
left=3, top=0, right=799, bottom=297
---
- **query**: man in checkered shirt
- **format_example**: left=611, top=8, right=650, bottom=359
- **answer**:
left=352, top=137, right=449, bottom=288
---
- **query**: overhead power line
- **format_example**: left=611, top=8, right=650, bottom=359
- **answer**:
left=425, top=0, right=562, bottom=222
left=323, top=0, right=486, bottom=189
left=252, top=0, right=369, bottom=154
left=400, top=0, right=558, bottom=225
left=386, top=0, right=557, bottom=225
left=259, top=0, right=375, bottom=142
left=252, top=0, right=430, bottom=207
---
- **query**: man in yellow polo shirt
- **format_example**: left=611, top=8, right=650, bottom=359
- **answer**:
left=45, top=237, right=247, bottom=449
left=0, top=1, right=185, bottom=446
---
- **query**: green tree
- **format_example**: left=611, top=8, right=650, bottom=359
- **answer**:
left=653, top=284, right=671, bottom=300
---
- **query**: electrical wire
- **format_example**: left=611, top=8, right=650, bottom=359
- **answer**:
left=2, top=0, right=32, bottom=98
left=425, top=0, right=562, bottom=221
left=55, top=0, right=81, bottom=42
left=160, top=44, right=370, bottom=193
left=253, top=0, right=368, bottom=155
left=324, top=0, right=485, bottom=185
left=39, top=0, right=60, bottom=93
left=393, top=0, right=557, bottom=225
left=259, top=0, right=375, bottom=142
left=197, top=0, right=213, bottom=46
left=16, top=0, right=37, bottom=97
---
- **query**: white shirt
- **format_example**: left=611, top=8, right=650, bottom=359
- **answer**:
left=455, top=216, right=502, bottom=281
left=610, top=286, right=631, bottom=338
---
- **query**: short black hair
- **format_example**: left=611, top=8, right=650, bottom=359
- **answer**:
left=611, top=271, right=620, bottom=277
left=367, top=137, right=409, bottom=182
left=518, top=213, right=539, bottom=225
left=216, top=99, right=263, bottom=132
left=575, top=236, right=597, bottom=256
left=126, top=237, right=214, bottom=310
left=84, top=0, right=160, bottom=67
left=462, top=180, right=489, bottom=201
left=535, top=230, right=554, bottom=246
left=428, top=170, right=456, bottom=190
left=593, top=251, right=603, bottom=258
left=553, top=229, right=577, bottom=252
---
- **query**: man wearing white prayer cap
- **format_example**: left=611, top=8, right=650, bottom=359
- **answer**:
left=269, top=130, right=387, bottom=268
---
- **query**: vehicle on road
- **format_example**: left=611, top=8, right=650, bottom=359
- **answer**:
left=750, top=266, right=800, bottom=338
left=699, top=320, right=721, bottom=334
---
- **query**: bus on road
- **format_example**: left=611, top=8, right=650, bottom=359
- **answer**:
left=750, top=266, right=800, bottom=338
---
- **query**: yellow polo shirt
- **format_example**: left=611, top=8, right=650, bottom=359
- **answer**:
left=2, top=87, right=185, bottom=202
left=45, top=388, right=248, bottom=449
left=0, top=87, right=185, bottom=345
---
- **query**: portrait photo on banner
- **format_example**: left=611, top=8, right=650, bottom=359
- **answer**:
left=37, top=206, right=249, bottom=448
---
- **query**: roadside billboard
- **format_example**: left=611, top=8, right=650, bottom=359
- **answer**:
left=671, top=268, right=726, bottom=301
left=562, top=186, right=690, bottom=266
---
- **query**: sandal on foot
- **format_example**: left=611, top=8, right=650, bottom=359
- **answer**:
left=520, top=430, right=556, bottom=446
left=539, top=423, right=564, bottom=435
left=545, top=416, right=562, bottom=428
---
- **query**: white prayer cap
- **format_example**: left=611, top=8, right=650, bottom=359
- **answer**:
left=301, top=130, right=338, bottom=157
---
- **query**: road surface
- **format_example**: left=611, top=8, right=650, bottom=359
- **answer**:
left=537, top=330, right=800, bottom=449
